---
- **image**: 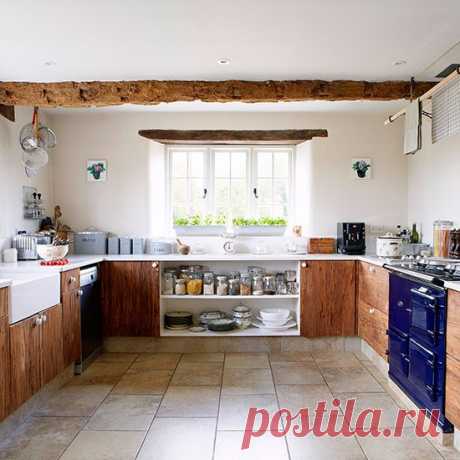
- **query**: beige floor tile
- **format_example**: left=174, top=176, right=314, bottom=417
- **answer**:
left=362, top=362, right=388, bottom=384
left=222, top=368, right=275, bottom=395
left=180, top=352, right=225, bottom=363
left=34, top=384, right=112, bottom=417
left=272, top=362, right=324, bottom=385
left=312, top=350, right=363, bottom=369
left=112, top=368, right=173, bottom=395
left=269, top=352, right=314, bottom=363
left=322, top=367, right=384, bottom=393
left=218, top=394, right=279, bottom=430
left=67, top=361, right=132, bottom=386
left=353, top=351, right=372, bottom=362
left=86, top=394, right=160, bottom=431
left=0, top=416, right=87, bottom=460
left=357, top=427, right=443, bottom=460
left=60, top=430, right=144, bottom=460
left=157, top=386, right=220, bottom=417
left=276, top=384, right=336, bottom=413
left=214, top=430, right=289, bottom=460
left=137, top=418, right=216, bottom=460
left=95, top=352, right=139, bottom=364
left=131, top=353, right=182, bottom=370
left=335, top=392, right=413, bottom=430
left=225, top=352, right=270, bottom=369
left=171, top=361, right=223, bottom=385
left=287, top=430, right=365, bottom=460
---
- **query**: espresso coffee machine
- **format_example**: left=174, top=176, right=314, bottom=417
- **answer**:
left=337, top=223, right=366, bottom=255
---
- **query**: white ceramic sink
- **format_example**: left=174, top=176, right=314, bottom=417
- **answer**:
left=1, top=272, right=60, bottom=324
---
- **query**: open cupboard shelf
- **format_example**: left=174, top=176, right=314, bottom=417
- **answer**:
left=159, top=259, right=301, bottom=338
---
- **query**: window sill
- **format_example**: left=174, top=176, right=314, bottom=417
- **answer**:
left=174, top=225, right=226, bottom=236
left=174, top=225, right=287, bottom=237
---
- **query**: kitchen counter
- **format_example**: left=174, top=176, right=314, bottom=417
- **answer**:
left=445, top=281, right=460, bottom=293
left=0, top=279, right=12, bottom=288
left=0, top=253, right=386, bottom=273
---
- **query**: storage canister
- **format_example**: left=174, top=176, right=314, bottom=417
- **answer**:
left=216, top=275, right=228, bottom=296
left=433, top=220, right=453, bottom=258
left=203, top=272, right=215, bottom=295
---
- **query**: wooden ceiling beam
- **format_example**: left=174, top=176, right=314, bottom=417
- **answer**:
left=0, top=79, right=435, bottom=107
left=138, top=129, right=328, bottom=145
left=0, top=104, right=15, bottom=122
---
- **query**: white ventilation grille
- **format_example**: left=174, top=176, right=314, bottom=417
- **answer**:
left=432, top=77, right=460, bottom=143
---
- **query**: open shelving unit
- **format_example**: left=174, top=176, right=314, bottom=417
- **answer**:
left=159, top=259, right=301, bottom=337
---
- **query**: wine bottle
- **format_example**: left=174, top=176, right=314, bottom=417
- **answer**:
left=410, top=223, right=420, bottom=244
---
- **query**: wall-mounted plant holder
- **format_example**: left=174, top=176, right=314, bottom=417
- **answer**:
left=352, top=158, right=372, bottom=180
left=23, top=185, right=46, bottom=220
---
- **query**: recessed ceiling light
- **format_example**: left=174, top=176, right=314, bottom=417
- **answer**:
left=44, top=60, right=57, bottom=67
left=217, top=58, right=230, bottom=65
left=393, top=59, right=407, bottom=66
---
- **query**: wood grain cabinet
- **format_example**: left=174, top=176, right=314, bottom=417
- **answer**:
left=61, top=269, right=81, bottom=367
left=101, top=261, right=160, bottom=337
left=357, top=262, right=389, bottom=359
left=446, top=289, right=460, bottom=428
left=300, top=260, right=356, bottom=337
left=0, top=288, right=10, bottom=421
left=9, top=304, right=64, bottom=411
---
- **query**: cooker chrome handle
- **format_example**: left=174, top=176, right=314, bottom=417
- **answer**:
left=410, top=288, right=436, bottom=302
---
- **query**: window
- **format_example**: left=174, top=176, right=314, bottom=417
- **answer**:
left=167, top=146, right=294, bottom=225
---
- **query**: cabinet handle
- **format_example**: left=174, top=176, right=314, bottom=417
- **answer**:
left=397, top=301, right=404, bottom=307
left=41, top=314, right=47, bottom=323
left=369, top=266, right=375, bottom=273
left=68, top=276, right=76, bottom=284
left=301, top=262, right=307, bottom=268
left=77, top=289, right=83, bottom=297
left=34, top=317, right=42, bottom=327
left=369, top=308, right=375, bottom=314
left=152, top=262, right=159, bottom=270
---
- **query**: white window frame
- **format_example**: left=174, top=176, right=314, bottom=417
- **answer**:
left=166, top=145, right=295, bottom=229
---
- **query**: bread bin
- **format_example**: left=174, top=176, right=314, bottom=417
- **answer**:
left=376, top=233, right=403, bottom=258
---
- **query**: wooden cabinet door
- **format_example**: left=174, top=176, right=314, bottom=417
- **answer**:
left=446, top=354, right=460, bottom=428
left=0, top=315, right=9, bottom=421
left=358, top=300, right=388, bottom=359
left=61, top=269, right=80, bottom=294
left=9, top=315, right=41, bottom=411
left=40, top=304, right=64, bottom=386
left=447, top=290, right=460, bottom=359
left=101, top=261, right=160, bottom=337
left=62, top=290, right=81, bottom=367
left=300, top=260, right=356, bottom=338
left=358, top=262, right=389, bottom=314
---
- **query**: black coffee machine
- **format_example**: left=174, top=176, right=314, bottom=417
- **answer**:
left=337, top=223, right=366, bottom=255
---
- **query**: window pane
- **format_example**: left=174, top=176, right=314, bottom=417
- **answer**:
left=172, top=178, right=187, bottom=203
left=189, top=152, right=204, bottom=178
left=173, top=204, right=187, bottom=218
left=215, top=151, right=230, bottom=178
left=190, top=178, right=205, bottom=214
left=230, top=179, right=247, bottom=216
left=273, top=179, right=288, bottom=204
left=171, top=151, right=187, bottom=177
left=231, top=151, right=247, bottom=178
left=257, top=178, right=273, bottom=205
left=256, top=206, right=272, bottom=218
left=215, top=178, right=230, bottom=208
left=257, top=151, right=273, bottom=178
left=274, top=152, right=289, bottom=177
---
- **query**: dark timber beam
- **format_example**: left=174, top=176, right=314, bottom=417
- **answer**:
left=0, top=80, right=435, bottom=107
left=0, top=104, right=15, bottom=122
left=138, top=129, right=328, bottom=145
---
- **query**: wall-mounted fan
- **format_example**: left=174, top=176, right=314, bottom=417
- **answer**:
left=19, top=107, right=57, bottom=176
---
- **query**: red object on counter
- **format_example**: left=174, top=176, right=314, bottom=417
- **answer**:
left=40, top=258, right=70, bottom=266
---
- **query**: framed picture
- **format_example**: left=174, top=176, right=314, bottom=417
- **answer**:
left=352, top=158, right=372, bottom=180
left=87, top=160, right=107, bottom=182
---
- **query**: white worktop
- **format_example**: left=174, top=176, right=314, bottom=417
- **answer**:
left=0, top=279, right=12, bottom=288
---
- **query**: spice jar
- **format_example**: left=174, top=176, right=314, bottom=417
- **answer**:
left=175, top=278, right=187, bottom=295
left=216, top=275, right=229, bottom=296
left=240, top=273, right=252, bottom=296
left=203, top=272, right=215, bottom=295
left=187, top=272, right=203, bottom=295
left=433, top=220, right=453, bottom=258
left=263, top=274, right=276, bottom=295
left=229, top=278, right=240, bottom=296
left=275, top=273, right=287, bottom=295
left=162, top=271, right=175, bottom=295
left=252, top=275, right=264, bottom=296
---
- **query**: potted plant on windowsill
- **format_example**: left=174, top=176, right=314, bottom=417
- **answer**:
left=173, top=214, right=226, bottom=236
left=233, top=217, right=288, bottom=236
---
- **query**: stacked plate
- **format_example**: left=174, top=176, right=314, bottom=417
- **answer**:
left=165, top=311, right=193, bottom=330
left=253, top=308, right=296, bottom=331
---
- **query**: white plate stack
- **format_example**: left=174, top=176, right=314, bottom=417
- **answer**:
left=253, top=308, right=296, bottom=331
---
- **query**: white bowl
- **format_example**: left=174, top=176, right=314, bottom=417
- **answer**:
left=259, top=308, right=291, bottom=322
left=37, top=244, right=69, bottom=261
left=257, top=315, right=291, bottom=327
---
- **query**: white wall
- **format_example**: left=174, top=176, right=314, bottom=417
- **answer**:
left=49, top=110, right=406, bottom=248
left=407, top=103, right=460, bottom=244
left=0, top=107, right=55, bottom=251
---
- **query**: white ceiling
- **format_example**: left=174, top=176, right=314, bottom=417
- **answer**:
left=1, top=0, right=460, bottom=83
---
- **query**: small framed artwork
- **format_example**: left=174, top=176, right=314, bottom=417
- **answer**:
left=352, top=158, right=372, bottom=180
left=87, top=160, right=107, bottom=182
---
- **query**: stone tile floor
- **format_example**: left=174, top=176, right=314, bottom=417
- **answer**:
left=0, top=350, right=459, bottom=459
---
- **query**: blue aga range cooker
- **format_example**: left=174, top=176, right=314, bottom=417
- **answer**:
left=386, top=259, right=460, bottom=433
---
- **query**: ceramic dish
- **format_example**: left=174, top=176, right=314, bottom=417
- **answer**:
left=189, top=326, right=206, bottom=333
left=252, top=319, right=296, bottom=331
left=207, top=318, right=235, bottom=332
left=259, top=308, right=291, bottom=322
left=256, top=315, right=291, bottom=326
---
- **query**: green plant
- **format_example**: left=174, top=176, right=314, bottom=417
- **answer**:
left=352, top=160, right=371, bottom=178
left=233, top=216, right=287, bottom=227
left=173, top=214, right=227, bottom=227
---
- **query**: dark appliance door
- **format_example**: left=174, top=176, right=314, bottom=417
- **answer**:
left=389, top=273, right=416, bottom=335
left=408, top=339, right=437, bottom=403
left=80, top=280, right=103, bottom=364
left=388, top=328, right=409, bottom=382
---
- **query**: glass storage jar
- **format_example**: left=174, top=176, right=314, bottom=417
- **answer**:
left=187, top=272, right=203, bottom=295
left=175, top=278, right=187, bottom=295
left=216, top=275, right=229, bottom=296
left=433, top=220, right=454, bottom=258
left=240, top=273, right=252, bottom=296
left=162, top=271, right=175, bottom=295
left=252, top=275, right=264, bottom=296
left=263, top=274, right=276, bottom=295
left=203, top=272, right=215, bottom=295
left=275, top=272, right=287, bottom=295
left=228, top=278, right=240, bottom=296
